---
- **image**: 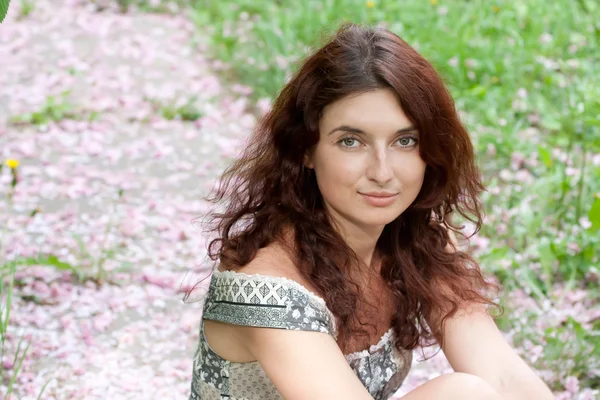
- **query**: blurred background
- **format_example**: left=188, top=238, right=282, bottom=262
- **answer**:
left=0, top=0, right=598, bottom=399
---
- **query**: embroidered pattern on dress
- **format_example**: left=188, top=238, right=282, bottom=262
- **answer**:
left=189, top=270, right=412, bottom=400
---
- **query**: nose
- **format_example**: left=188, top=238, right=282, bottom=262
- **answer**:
left=365, top=149, right=393, bottom=186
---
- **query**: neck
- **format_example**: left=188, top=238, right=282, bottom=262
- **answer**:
left=329, top=218, right=384, bottom=271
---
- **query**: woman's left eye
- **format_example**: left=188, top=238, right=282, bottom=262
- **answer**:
left=397, top=136, right=418, bottom=147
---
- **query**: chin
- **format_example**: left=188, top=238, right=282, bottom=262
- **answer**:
left=353, top=213, right=398, bottom=228
left=365, top=207, right=406, bottom=224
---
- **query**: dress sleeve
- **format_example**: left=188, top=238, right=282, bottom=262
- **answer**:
left=202, top=271, right=337, bottom=337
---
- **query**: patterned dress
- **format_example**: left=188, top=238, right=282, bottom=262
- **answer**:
left=189, top=270, right=412, bottom=399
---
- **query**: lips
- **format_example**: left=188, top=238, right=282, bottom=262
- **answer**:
left=359, top=192, right=399, bottom=207
left=359, top=192, right=398, bottom=197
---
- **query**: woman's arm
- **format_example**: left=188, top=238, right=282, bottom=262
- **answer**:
left=238, top=325, right=374, bottom=400
left=440, top=303, right=555, bottom=400
left=440, top=226, right=555, bottom=399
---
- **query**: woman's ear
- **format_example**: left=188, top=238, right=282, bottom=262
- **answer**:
left=303, top=151, right=314, bottom=169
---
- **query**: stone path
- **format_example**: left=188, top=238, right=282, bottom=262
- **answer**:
left=0, top=1, right=447, bottom=398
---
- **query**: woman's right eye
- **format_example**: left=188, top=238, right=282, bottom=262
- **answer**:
left=338, top=137, right=360, bottom=148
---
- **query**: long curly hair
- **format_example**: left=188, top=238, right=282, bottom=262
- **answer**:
left=196, top=22, right=500, bottom=356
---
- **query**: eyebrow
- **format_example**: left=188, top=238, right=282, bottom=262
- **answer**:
left=327, top=125, right=418, bottom=136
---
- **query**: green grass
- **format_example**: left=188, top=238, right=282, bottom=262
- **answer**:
left=18, top=0, right=34, bottom=19
left=9, top=91, right=100, bottom=126
left=0, top=261, right=51, bottom=399
left=0, top=167, right=127, bottom=393
left=146, top=95, right=204, bottom=121
left=0, top=165, right=49, bottom=397
left=111, top=0, right=187, bottom=13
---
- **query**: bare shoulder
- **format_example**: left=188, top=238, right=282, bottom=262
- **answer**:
left=207, top=237, right=325, bottom=363
left=237, top=240, right=297, bottom=276
left=220, top=235, right=321, bottom=294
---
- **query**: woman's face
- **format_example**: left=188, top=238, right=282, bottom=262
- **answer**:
left=305, top=88, right=427, bottom=232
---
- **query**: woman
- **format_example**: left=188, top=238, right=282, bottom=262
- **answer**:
left=188, top=23, right=554, bottom=400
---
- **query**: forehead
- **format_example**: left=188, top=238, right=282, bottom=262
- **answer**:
left=319, top=89, right=412, bottom=131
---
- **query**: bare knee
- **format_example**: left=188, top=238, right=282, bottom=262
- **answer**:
left=440, top=372, right=501, bottom=400
left=402, top=372, right=502, bottom=400
left=433, top=373, right=502, bottom=399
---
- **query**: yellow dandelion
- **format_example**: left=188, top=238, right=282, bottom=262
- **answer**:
left=366, top=0, right=375, bottom=8
left=492, top=5, right=500, bottom=13
left=5, top=159, right=19, bottom=169
left=430, top=0, right=438, bottom=5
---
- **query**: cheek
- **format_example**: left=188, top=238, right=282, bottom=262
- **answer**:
left=313, top=158, right=362, bottom=208
left=400, top=158, right=427, bottom=188
left=314, top=149, right=362, bottom=186
left=316, top=161, right=360, bottom=191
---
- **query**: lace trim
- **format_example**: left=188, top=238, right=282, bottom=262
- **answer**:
left=211, top=269, right=397, bottom=360
left=212, top=269, right=338, bottom=336
left=344, top=327, right=395, bottom=362
left=212, top=270, right=327, bottom=306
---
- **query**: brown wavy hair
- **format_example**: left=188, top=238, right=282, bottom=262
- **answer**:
left=195, top=22, right=501, bottom=356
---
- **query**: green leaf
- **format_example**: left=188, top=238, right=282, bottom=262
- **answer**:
left=43, top=255, right=76, bottom=270
left=589, top=195, right=600, bottom=231
left=538, top=146, right=553, bottom=167
left=542, top=117, right=562, bottom=131
left=544, top=337, right=565, bottom=360
left=520, top=268, right=548, bottom=299
left=566, top=317, right=588, bottom=340
left=2, top=254, right=77, bottom=272
left=470, top=85, right=488, bottom=97
left=537, top=241, right=555, bottom=288
left=0, top=0, right=9, bottom=23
